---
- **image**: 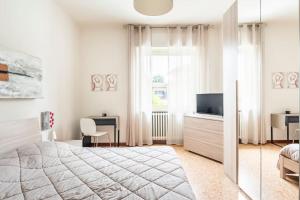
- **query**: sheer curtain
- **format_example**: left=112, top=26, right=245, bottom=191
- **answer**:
left=127, top=25, right=153, bottom=146
left=238, top=24, right=264, bottom=144
left=167, top=25, right=208, bottom=145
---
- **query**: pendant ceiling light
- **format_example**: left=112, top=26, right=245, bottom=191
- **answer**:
left=134, top=0, right=173, bottom=16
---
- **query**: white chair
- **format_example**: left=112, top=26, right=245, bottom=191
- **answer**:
left=80, top=118, right=111, bottom=147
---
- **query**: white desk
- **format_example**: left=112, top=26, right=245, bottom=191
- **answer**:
left=88, top=116, right=120, bottom=147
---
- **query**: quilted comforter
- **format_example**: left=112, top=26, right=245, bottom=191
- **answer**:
left=0, top=142, right=195, bottom=200
left=279, top=144, right=299, bottom=162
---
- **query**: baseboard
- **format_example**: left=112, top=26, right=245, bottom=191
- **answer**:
left=266, top=140, right=299, bottom=143
left=153, top=140, right=167, bottom=145
left=239, top=140, right=299, bottom=144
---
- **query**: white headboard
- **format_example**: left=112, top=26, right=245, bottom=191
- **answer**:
left=0, top=118, right=41, bottom=154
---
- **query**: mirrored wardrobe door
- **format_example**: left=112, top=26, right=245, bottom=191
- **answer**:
left=261, top=0, right=300, bottom=199
left=237, top=0, right=262, bottom=199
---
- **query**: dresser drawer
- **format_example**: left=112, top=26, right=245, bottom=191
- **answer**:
left=184, top=127, right=223, bottom=146
left=184, top=136, right=223, bottom=162
left=184, top=116, right=223, bottom=134
left=183, top=115, right=224, bottom=163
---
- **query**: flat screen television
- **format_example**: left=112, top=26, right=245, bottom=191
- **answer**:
left=196, top=93, right=223, bottom=116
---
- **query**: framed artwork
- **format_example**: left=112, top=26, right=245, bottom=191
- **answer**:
left=0, top=46, right=43, bottom=98
left=91, top=74, right=105, bottom=91
left=272, top=72, right=284, bottom=89
left=287, top=72, right=299, bottom=88
left=105, top=74, right=118, bottom=91
left=91, top=73, right=118, bottom=91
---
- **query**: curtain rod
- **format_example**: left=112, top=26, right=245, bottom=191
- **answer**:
left=123, top=24, right=214, bottom=29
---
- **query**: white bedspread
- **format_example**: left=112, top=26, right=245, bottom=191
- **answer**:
left=279, top=144, right=299, bottom=162
left=0, top=142, right=195, bottom=200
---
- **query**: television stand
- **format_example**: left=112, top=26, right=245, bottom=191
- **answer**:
left=183, top=113, right=224, bottom=162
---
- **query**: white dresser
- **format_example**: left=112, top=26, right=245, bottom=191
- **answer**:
left=183, top=113, right=224, bottom=162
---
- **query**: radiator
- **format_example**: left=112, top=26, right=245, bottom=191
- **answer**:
left=152, top=111, right=168, bottom=140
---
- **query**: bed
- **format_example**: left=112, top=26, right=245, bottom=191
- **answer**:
left=0, top=118, right=196, bottom=200
left=278, top=144, right=299, bottom=180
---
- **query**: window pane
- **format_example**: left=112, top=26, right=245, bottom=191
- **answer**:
left=152, top=55, right=168, bottom=84
left=151, top=48, right=169, bottom=111
left=152, top=87, right=168, bottom=111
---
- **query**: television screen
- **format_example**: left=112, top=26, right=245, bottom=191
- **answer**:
left=196, top=93, right=223, bottom=116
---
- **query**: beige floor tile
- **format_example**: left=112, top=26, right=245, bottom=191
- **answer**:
left=173, top=146, right=249, bottom=200
left=173, top=144, right=299, bottom=200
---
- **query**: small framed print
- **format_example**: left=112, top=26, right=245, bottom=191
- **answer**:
left=91, top=73, right=118, bottom=91
left=287, top=72, right=299, bottom=89
left=91, top=74, right=105, bottom=91
left=272, top=72, right=284, bottom=89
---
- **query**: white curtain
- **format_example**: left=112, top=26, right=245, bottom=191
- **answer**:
left=238, top=24, right=264, bottom=144
left=127, top=25, right=153, bottom=146
left=167, top=25, right=208, bottom=145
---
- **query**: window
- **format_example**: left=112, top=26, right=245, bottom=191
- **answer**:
left=152, top=47, right=168, bottom=111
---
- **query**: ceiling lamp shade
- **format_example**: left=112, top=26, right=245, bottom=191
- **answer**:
left=134, top=0, right=173, bottom=16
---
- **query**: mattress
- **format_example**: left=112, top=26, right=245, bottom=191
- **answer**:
left=0, top=142, right=196, bottom=200
left=279, top=144, right=299, bottom=162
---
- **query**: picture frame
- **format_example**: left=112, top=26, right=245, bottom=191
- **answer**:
left=91, top=73, right=118, bottom=91
left=272, top=72, right=284, bottom=89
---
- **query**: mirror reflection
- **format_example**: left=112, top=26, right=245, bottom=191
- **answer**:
left=238, top=0, right=300, bottom=199
left=238, top=0, right=262, bottom=199
left=261, top=0, right=299, bottom=199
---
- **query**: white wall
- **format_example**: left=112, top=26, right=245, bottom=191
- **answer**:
left=263, top=20, right=299, bottom=140
left=78, top=25, right=128, bottom=143
left=0, top=0, right=80, bottom=140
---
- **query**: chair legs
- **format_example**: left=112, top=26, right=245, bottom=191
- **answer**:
left=93, top=136, right=96, bottom=147
left=92, top=134, right=111, bottom=147
left=107, top=134, right=111, bottom=147
left=92, top=136, right=99, bottom=147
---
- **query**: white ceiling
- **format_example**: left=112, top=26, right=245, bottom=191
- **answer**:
left=56, top=0, right=235, bottom=25
left=261, top=0, right=298, bottom=22
left=239, top=0, right=298, bottom=23
left=56, top=0, right=298, bottom=26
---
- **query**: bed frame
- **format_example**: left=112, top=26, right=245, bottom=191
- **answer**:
left=279, top=155, right=299, bottom=179
left=0, top=118, right=41, bottom=154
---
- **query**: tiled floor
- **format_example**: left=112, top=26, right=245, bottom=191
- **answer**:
left=238, top=144, right=261, bottom=199
left=174, top=144, right=299, bottom=200
left=173, top=146, right=249, bottom=200
left=239, top=144, right=299, bottom=200
left=261, top=144, right=298, bottom=200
